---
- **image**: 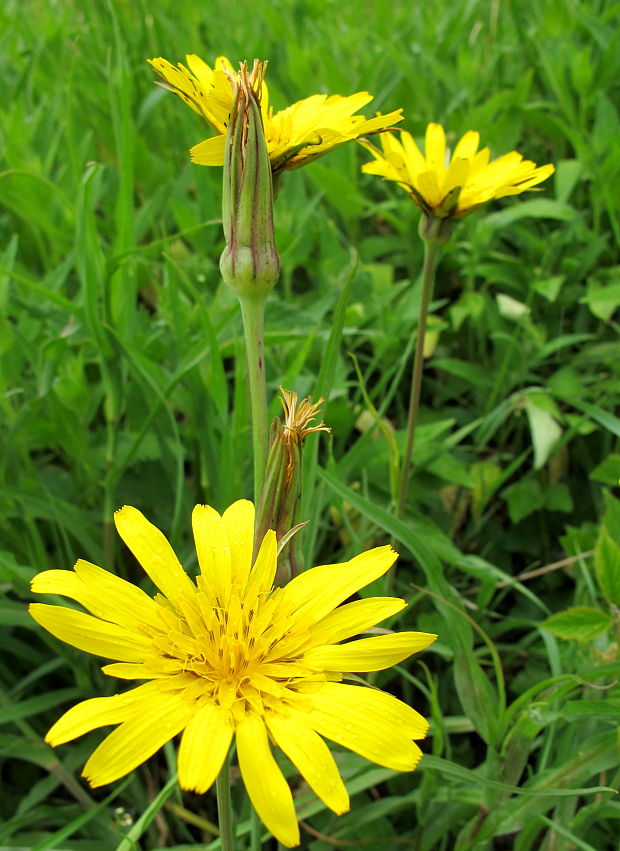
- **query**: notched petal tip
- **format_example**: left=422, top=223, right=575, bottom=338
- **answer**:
left=114, top=504, right=139, bottom=524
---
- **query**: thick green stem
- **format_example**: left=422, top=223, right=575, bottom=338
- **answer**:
left=239, top=295, right=269, bottom=503
left=215, top=756, right=235, bottom=851
left=396, top=238, right=441, bottom=519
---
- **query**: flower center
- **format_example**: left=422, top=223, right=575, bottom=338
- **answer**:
left=143, top=581, right=321, bottom=719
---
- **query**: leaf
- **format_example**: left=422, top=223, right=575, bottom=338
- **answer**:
left=544, top=483, right=573, bottom=514
left=483, top=199, right=577, bottom=228
left=504, top=478, right=544, bottom=523
left=553, top=159, right=582, bottom=203
left=559, top=399, right=620, bottom=439
left=581, top=275, right=620, bottom=321
left=601, top=493, right=620, bottom=552
left=524, top=397, right=563, bottom=469
left=595, top=527, right=620, bottom=605
left=533, top=274, right=564, bottom=302
left=591, top=455, right=620, bottom=486
left=540, top=607, right=611, bottom=642
left=433, top=358, right=494, bottom=388
left=496, top=293, right=530, bottom=320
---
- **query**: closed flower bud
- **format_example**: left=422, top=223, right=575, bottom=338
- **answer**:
left=219, top=60, right=280, bottom=301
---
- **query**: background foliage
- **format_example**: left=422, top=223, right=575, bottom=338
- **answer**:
left=1, top=0, right=619, bottom=848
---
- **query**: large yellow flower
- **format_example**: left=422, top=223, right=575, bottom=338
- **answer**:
left=29, top=500, right=435, bottom=847
left=361, top=123, right=555, bottom=218
left=148, top=54, right=403, bottom=174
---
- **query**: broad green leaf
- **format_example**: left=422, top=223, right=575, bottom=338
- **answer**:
left=595, top=527, right=620, bottom=605
left=581, top=275, right=620, bottom=321
left=540, top=607, right=611, bottom=642
left=532, top=274, right=564, bottom=302
left=553, top=159, right=582, bottom=203
left=602, top=490, right=620, bottom=545
left=591, top=455, right=620, bottom=485
left=504, top=478, right=544, bottom=523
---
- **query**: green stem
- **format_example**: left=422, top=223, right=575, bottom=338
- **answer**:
left=250, top=805, right=262, bottom=850
left=215, top=755, right=235, bottom=851
left=396, top=237, right=440, bottom=519
left=239, top=295, right=269, bottom=503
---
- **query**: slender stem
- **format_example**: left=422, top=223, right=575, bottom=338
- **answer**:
left=250, top=805, right=262, bottom=850
left=396, top=237, right=441, bottom=519
left=238, top=294, right=269, bottom=502
left=215, top=755, right=235, bottom=851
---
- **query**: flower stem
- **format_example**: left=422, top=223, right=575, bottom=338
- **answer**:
left=250, top=805, right=262, bottom=850
left=396, top=237, right=440, bottom=519
left=215, top=755, right=235, bottom=851
left=239, top=294, right=269, bottom=502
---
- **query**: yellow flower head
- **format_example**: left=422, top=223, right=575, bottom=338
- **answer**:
left=29, top=501, right=435, bottom=848
left=361, top=123, right=555, bottom=219
left=148, top=54, right=403, bottom=174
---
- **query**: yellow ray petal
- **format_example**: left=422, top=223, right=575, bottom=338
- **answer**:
left=307, top=597, right=406, bottom=647
left=192, top=504, right=231, bottom=602
left=468, top=146, right=491, bottom=177
left=190, top=134, right=227, bottom=166
left=307, top=683, right=427, bottom=771
left=352, top=108, right=404, bottom=136
left=281, top=545, right=397, bottom=625
left=29, top=604, right=152, bottom=662
left=304, top=631, right=437, bottom=672
left=148, top=58, right=204, bottom=118
left=222, top=500, right=255, bottom=588
left=74, top=558, right=158, bottom=618
left=114, top=506, right=195, bottom=602
left=46, top=681, right=163, bottom=746
left=266, top=714, right=349, bottom=815
left=31, top=560, right=158, bottom=628
left=452, top=130, right=480, bottom=160
left=177, top=702, right=233, bottom=793
left=425, top=123, right=446, bottom=175
left=82, top=694, right=193, bottom=787
left=361, top=157, right=402, bottom=182
left=101, top=662, right=166, bottom=680
left=416, top=170, right=442, bottom=207
left=400, top=130, right=427, bottom=176
left=236, top=714, right=300, bottom=848
left=185, top=53, right=215, bottom=86
left=314, top=681, right=429, bottom=738
left=247, top=529, right=277, bottom=593
left=440, top=157, right=470, bottom=198
left=473, top=151, right=523, bottom=188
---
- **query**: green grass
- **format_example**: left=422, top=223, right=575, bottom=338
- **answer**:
left=1, top=0, right=619, bottom=848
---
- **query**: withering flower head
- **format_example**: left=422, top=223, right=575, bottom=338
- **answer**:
left=280, top=387, right=329, bottom=452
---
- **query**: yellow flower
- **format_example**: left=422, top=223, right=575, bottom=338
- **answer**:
left=148, top=54, right=403, bottom=174
left=29, top=501, right=436, bottom=848
left=361, top=122, right=555, bottom=218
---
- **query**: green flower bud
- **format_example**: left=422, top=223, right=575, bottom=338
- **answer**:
left=219, top=61, right=280, bottom=301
